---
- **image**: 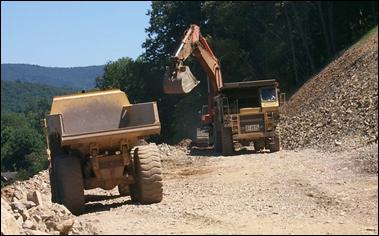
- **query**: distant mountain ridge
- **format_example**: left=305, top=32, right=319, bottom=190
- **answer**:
left=1, top=63, right=104, bottom=89
left=1, top=80, right=74, bottom=113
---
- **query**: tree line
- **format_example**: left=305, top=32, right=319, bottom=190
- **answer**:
left=1, top=81, right=73, bottom=186
left=96, top=1, right=378, bottom=143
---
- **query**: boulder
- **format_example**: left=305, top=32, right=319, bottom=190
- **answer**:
left=22, top=219, right=35, bottom=229
left=27, top=190, right=43, bottom=206
left=56, top=219, right=75, bottom=234
left=10, top=200, right=26, bottom=212
left=24, top=229, right=49, bottom=235
left=1, top=197, right=21, bottom=235
left=25, top=201, right=37, bottom=209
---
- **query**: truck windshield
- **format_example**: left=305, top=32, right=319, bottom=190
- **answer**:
left=261, top=87, right=277, bottom=101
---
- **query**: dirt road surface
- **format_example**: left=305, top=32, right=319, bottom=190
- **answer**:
left=78, top=148, right=378, bottom=235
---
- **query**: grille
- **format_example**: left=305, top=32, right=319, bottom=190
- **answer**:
left=240, top=114, right=264, bottom=133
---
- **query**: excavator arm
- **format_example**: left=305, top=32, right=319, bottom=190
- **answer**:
left=163, top=24, right=223, bottom=96
left=163, top=24, right=224, bottom=126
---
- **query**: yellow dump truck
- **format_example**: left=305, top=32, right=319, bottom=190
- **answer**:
left=44, top=89, right=162, bottom=215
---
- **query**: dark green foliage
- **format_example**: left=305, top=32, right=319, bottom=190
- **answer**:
left=143, top=1, right=205, bottom=64
left=1, top=80, right=73, bottom=113
left=0, top=81, right=71, bottom=184
left=95, top=57, right=152, bottom=103
left=1, top=113, right=48, bottom=174
left=97, top=1, right=377, bottom=144
left=1, top=64, right=104, bottom=89
left=198, top=1, right=378, bottom=93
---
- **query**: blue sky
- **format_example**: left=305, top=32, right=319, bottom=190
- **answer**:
left=1, top=1, right=151, bottom=67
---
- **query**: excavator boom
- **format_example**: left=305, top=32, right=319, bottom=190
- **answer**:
left=163, top=24, right=222, bottom=95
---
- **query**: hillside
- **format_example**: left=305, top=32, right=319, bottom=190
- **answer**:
left=279, top=27, right=378, bottom=150
left=1, top=80, right=74, bottom=113
left=1, top=64, right=104, bottom=89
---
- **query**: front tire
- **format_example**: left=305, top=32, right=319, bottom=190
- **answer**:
left=130, top=144, right=163, bottom=204
left=269, top=135, right=280, bottom=152
left=213, top=124, right=222, bottom=153
left=221, top=127, right=234, bottom=155
left=254, top=139, right=265, bottom=151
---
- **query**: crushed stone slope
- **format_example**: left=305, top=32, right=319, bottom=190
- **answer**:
left=279, top=28, right=378, bottom=150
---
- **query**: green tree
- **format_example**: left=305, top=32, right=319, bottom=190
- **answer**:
left=95, top=57, right=157, bottom=103
left=1, top=112, right=48, bottom=176
left=96, top=0, right=378, bottom=143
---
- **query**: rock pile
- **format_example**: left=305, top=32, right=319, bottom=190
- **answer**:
left=1, top=170, right=98, bottom=235
left=176, top=138, right=193, bottom=152
left=157, top=143, right=189, bottom=161
left=279, top=29, right=378, bottom=151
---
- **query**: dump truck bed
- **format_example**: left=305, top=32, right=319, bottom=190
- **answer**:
left=46, top=89, right=160, bottom=150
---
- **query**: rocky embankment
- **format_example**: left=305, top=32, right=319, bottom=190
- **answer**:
left=279, top=29, right=378, bottom=152
left=1, top=171, right=98, bottom=235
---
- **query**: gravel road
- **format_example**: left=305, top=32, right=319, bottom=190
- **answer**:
left=78, top=147, right=378, bottom=235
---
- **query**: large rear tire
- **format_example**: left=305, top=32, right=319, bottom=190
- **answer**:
left=269, top=135, right=280, bottom=152
left=53, top=155, right=85, bottom=215
left=130, top=144, right=163, bottom=204
left=213, top=121, right=222, bottom=153
left=254, top=139, right=265, bottom=151
left=221, top=127, right=234, bottom=155
left=48, top=134, right=62, bottom=203
left=49, top=167, right=57, bottom=203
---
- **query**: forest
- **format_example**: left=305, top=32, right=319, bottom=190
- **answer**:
left=1, top=81, right=73, bottom=185
left=96, top=1, right=378, bottom=142
left=1, top=1, right=377, bottom=183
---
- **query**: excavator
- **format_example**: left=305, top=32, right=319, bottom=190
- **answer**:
left=163, top=24, right=282, bottom=155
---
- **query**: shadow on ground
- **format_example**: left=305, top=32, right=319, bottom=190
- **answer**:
left=189, top=146, right=258, bottom=156
left=83, top=194, right=137, bottom=214
left=85, top=194, right=122, bottom=202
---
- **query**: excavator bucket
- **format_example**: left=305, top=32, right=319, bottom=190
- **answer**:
left=163, top=66, right=200, bottom=94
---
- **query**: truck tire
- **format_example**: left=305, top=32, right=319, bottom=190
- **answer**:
left=269, top=135, right=280, bottom=152
left=213, top=121, right=222, bottom=153
left=130, top=144, right=163, bottom=204
left=221, top=127, right=234, bottom=155
left=118, top=183, right=130, bottom=196
left=49, top=167, right=57, bottom=203
left=254, top=139, right=265, bottom=151
left=214, top=129, right=222, bottom=153
left=53, top=155, right=85, bottom=215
